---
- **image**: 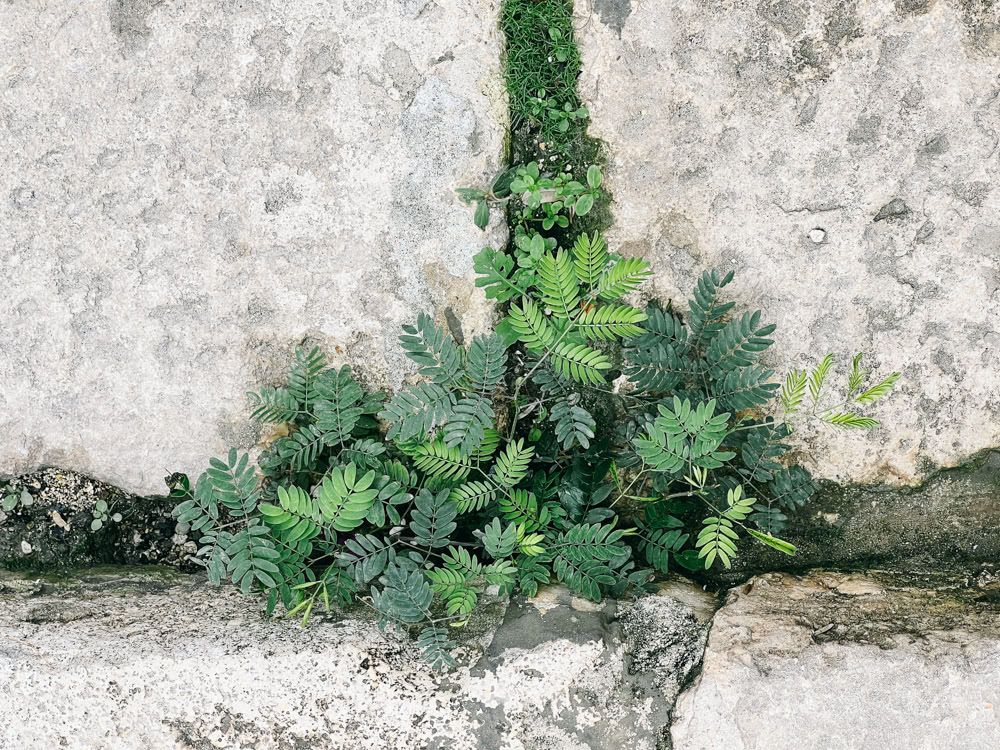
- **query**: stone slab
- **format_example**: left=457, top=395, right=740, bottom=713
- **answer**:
left=0, top=0, right=506, bottom=494
left=672, top=570, right=1000, bottom=750
left=578, top=0, right=1000, bottom=484
left=0, top=572, right=709, bottom=750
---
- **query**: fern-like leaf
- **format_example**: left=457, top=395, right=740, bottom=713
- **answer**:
left=556, top=522, right=629, bottom=562
left=412, top=441, right=473, bottom=481
left=287, top=346, right=327, bottom=411
left=172, top=473, right=219, bottom=534
left=258, top=485, right=321, bottom=543
left=225, top=524, right=281, bottom=594
left=408, top=489, right=459, bottom=548
left=378, top=382, right=455, bottom=443
left=848, top=353, right=865, bottom=395
left=781, top=370, right=808, bottom=415
left=739, top=424, right=787, bottom=482
left=597, top=257, right=652, bottom=301
left=340, top=439, right=386, bottom=471
left=482, top=517, right=518, bottom=559
left=399, top=312, right=465, bottom=388
left=705, top=311, right=776, bottom=375
left=465, top=334, right=508, bottom=395
left=631, top=304, right=688, bottom=351
left=508, top=297, right=556, bottom=352
left=248, top=387, right=299, bottom=423
left=372, top=563, right=432, bottom=624
left=687, top=269, right=735, bottom=345
left=625, top=343, right=687, bottom=392
left=550, top=341, right=612, bottom=385
left=572, top=232, right=608, bottom=290
left=552, top=555, right=614, bottom=602
left=206, top=449, right=260, bottom=517
left=809, top=354, right=835, bottom=404
left=450, top=480, right=497, bottom=514
left=537, top=250, right=581, bottom=319
left=714, top=366, right=779, bottom=411
left=639, top=528, right=686, bottom=574
left=337, top=533, right=395, bottom=583
left=416, top=626, right=457, bottom=670
left=575, top=304, right=647, bottom=341
left=316, top=463, right=379, bottom=532
left=491, top=439, right=534, bottom=488
left=498, top=488, right=539, bottom=528
left=696, top=486, right=754, bottom=569
left=427, top=568, right=478, bottom=619
left=856, top=372, right=900, bottom=404
left=550, top=399, right=596, bottom=450
left=821, top=412, right=879, bottom=429
left=443, top=395, right=495, bottom=457
left=766, top=466, right=816, bottom=511
left=314, top=366, right=365, bottom=445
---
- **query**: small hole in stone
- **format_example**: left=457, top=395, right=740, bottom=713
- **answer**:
left=809, top=228, right=827, bottom=244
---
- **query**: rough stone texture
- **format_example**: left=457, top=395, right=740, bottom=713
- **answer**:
left=672, top=570, right=1000, bottom=749
left=578, top=0, right=1000, bottom=484
left=712, top=449, right=1000, bottom=581
left=0, top=572, right=712, bottom=749
left=0, top=1, right=506, bottom=495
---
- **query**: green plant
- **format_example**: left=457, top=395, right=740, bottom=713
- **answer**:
left=90, top=499, right=122, bottom=531
left=458, top=161, right=602, bottom=239
left=171, top=238, right=898, bottom=667
left=1, top=486, right=32, bottom=513
left=170, top=0, right=899, bottom=670
left=501, top=0, right=584, bottom=154
left=527, top=89, right=589, bottom=134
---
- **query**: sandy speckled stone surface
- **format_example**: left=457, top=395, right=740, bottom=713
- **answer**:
left=578, top=0, right=1000, bottom=484
left=0, top=0, right=506, bottom=494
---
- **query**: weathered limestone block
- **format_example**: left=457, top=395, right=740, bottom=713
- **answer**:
left=0, top=1, right=506, bottom=494
left=672, top=570, right=1000, bottom=749
left=0, top=572, right=712, bottom=750
left=578, top=0, right=1000, bottom=484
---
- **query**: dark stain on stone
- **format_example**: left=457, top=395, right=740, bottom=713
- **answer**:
left=959, top=0, right=1000, bottom=56
left=951, top=181, right=990, bottom=207
left=444, top=307, right=465, bottom=345
left=847, top=114, right=882, bottom=145
left=757, top=0, right=809, bottom=36
left=797, top=94, right=820, bottom=125
left=874, top=198, right=910, bottom=221
left=915, top=220, right=936, bottom=243
left=792, top=38, right=828, bottom=76
left=920, top=133, right=950, bottom=156
left=824, top=0, right=862, bottom=48
left=263, top=183, right=301, bottom=214
left=108, top=0, right=166, bottom=53
left=896, top=0, right=932, bottom=14
left=593, top=0, right=633, bottom=35
left=11, top=186, right=36, bottom=209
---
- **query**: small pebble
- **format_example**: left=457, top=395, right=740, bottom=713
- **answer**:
left=809, top=228, right=827, bottom=244
left=21, top=540, right=32, bottom=555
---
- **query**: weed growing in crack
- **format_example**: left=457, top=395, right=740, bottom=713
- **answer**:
left=169, top=0, right=900, bottom=670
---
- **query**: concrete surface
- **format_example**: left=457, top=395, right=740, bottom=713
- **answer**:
left=0, top=0, right=506, bottom=494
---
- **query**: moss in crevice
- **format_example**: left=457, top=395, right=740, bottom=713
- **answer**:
left=500, top=0, right=612, bottom=241
left=700, top=449, right=1000, bottom=587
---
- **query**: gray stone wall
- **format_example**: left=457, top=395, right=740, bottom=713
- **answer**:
left=0, top=1, right=506, bottom=494
left=578, top=0, right=1000, bottom=484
